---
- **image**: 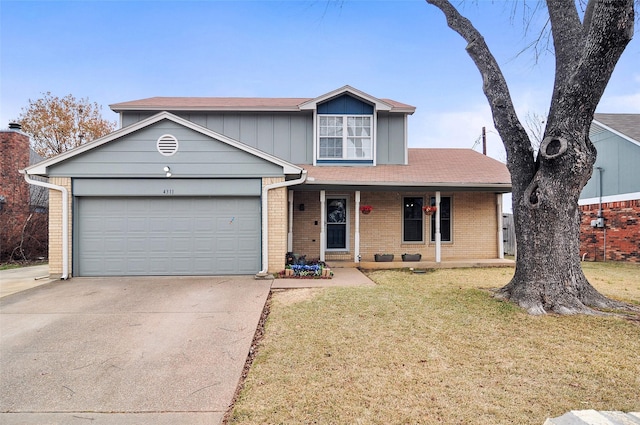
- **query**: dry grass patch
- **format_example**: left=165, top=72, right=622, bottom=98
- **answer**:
left=229, top=264, right=640, bottom=425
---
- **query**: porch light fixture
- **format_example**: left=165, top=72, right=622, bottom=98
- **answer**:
left=163, top=166, right=172, bottom=177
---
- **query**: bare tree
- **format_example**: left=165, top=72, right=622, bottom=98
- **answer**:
left=16, top=92, right=116, bottom=158
left=426, top=0, right=635, bottom=314
left=524, top=111, right=546, bottom=157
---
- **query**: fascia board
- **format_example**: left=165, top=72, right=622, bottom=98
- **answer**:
left=110, top=105, right=304, bottom=113
left=303, top=180, right=512, bottom=190
left=579, top=191, right=640, bottom=205
left=298, top=85, right=393, bottom=111
left=24, top=111, right=304, bottom=176
left=592, top=119, right=640, bottom=148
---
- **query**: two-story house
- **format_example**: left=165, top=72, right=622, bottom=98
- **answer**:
left=579, top=113, right=640, bottom=262
left=22, top=86, right=511, bottom=278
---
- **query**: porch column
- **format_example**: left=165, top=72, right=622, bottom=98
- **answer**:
left=320, top=190, right=326, bottom=262
left=288, top=189, right=294, bottom=252
left=497, top=193, right=504, bottom=259
left=435, top=191, right=441, bottom=263
left=354, top=191, right=361, bottom=263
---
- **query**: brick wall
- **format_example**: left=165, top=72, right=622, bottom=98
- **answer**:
left=47, top=177, right=72, bottom=277
left=0, top=129, right=32, bottom=261
left=264, top=177, right=288, bottom=272
left=291, top=190, right=500, bottom=262
left=580, top=200, right=640, bottom=263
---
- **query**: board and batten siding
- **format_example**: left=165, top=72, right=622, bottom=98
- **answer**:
left=46, top=120, right=284, bottom=178
left=582, top=124, right=640, bottom=199
left=120, top=110, right=409, bottom=165
left=376, top=112, right=407, bottom=165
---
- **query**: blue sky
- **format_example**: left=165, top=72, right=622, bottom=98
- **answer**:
left=1, top=0, right=639, bottom=162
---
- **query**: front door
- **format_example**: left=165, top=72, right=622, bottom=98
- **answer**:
left=326, top=198, right=347, bottom=250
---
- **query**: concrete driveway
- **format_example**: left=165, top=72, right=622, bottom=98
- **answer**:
left=0, top=276, right=271, bottom=424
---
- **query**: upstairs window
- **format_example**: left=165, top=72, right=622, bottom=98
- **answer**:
left=318, top=115, right=373, bottom=160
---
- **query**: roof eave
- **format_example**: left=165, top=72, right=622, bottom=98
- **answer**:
left=302, top=180, right=512, bottom=190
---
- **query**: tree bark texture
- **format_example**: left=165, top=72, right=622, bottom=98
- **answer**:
left=426, top=0, right=635, bottom=314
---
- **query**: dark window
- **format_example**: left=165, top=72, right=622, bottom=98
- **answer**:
left=430, top=196, right=451, bottom=242
left=403, top=197, right=423, bottom=242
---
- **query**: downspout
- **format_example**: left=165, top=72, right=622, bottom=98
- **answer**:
left=596, top=167, right=606, bottom=262
left=257, top=170, right=307, bottom=276
left=22, top=171, right=69, bottom=280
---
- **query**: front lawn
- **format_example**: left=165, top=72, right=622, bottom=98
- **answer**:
left=229, top=263, right=640, bottom=425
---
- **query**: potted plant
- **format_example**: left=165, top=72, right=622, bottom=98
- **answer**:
left=360, top=205, right=373, bottom=215
left=402, top=253, right=422, bottom=261
left=422, top=206, right=437, bottom=215
left=374, top=253, right=394, bottom=262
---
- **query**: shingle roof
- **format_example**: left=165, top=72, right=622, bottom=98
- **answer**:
left=110, top=97, right=415, bottom=113
left=594, top=113, right=640, bottom=143
left=302, top=148, right=511, bottom=190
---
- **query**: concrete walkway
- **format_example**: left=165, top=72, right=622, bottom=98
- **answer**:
left=0, top=264, right=54, bottom=298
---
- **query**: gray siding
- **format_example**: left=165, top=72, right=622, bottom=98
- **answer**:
left=48, top=120, right=284, bottom=178
left=581, top=126, right=640, bottom=199
left=174, top=112, right=313, bottom=164
left=121, top=110, right=408, bottom=165
left=377, top=112, right=406, bottom=165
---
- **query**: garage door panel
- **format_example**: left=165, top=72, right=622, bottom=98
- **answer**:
left=77, top=197, right=260, bottom=276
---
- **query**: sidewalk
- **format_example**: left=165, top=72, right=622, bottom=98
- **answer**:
left=0, top=264, right=54, bottom=298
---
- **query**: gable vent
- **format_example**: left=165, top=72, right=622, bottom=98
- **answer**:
left=157, top=134, right=179, bottom=156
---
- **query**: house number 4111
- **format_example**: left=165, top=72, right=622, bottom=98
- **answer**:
left=163, top=189, right=174, bottom=195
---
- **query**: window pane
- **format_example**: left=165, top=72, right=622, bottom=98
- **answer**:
left=319, top=138, right=343, bottom=158
left=346, top=138, right=371, bottom=159
left=403, top=197, right=423, bottom=242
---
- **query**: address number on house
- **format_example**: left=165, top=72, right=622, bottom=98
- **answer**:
left=162, top=189, right=174, bottom=195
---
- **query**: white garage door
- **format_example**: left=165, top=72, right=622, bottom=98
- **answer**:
left=77, top=197, right=260, bottom=276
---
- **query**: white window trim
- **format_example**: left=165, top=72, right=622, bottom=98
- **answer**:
left=316, top=114, right=375, bottom=161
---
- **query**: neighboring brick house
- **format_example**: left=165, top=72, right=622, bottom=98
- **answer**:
left=579, top=113, right=640, bottom=262
left=22, top=86, right=511, bottom=278
left=0, top=123, right=48, bottom=262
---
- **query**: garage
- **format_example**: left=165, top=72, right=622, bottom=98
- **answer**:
left=76, top=196, right=261, bottom=276
left=24, top=113, right=304, bottom=278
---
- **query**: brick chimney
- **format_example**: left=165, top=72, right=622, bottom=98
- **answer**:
left=0, top=123, right=32, bottom=258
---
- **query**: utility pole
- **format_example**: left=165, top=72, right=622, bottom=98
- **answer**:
left=482, top=126, right=487, bottom=155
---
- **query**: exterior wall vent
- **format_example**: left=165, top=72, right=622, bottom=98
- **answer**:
left=156, top=134, right=179, bottom=156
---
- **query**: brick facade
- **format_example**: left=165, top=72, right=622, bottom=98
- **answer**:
left=580, top=200, right=640, bottom=263
left=264, top=177, right=288, bottom=273
left=47, top=177, right=72, bottom=277
left=291, top=190, right=500, bottom=263
left=0, top=128, right=48, bottom=262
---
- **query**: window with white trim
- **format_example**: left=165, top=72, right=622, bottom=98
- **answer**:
left=318, top=115, right=373, bottom=160
left=430, top=196, right=452, bottom=242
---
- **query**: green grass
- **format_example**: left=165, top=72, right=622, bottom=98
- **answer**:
left=230, top=264, right=639, bottom=424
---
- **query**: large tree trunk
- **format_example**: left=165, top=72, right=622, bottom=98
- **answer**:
left=497, top=130, right=624, bottom=315
left=426, top=0, right=635, bottom=314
